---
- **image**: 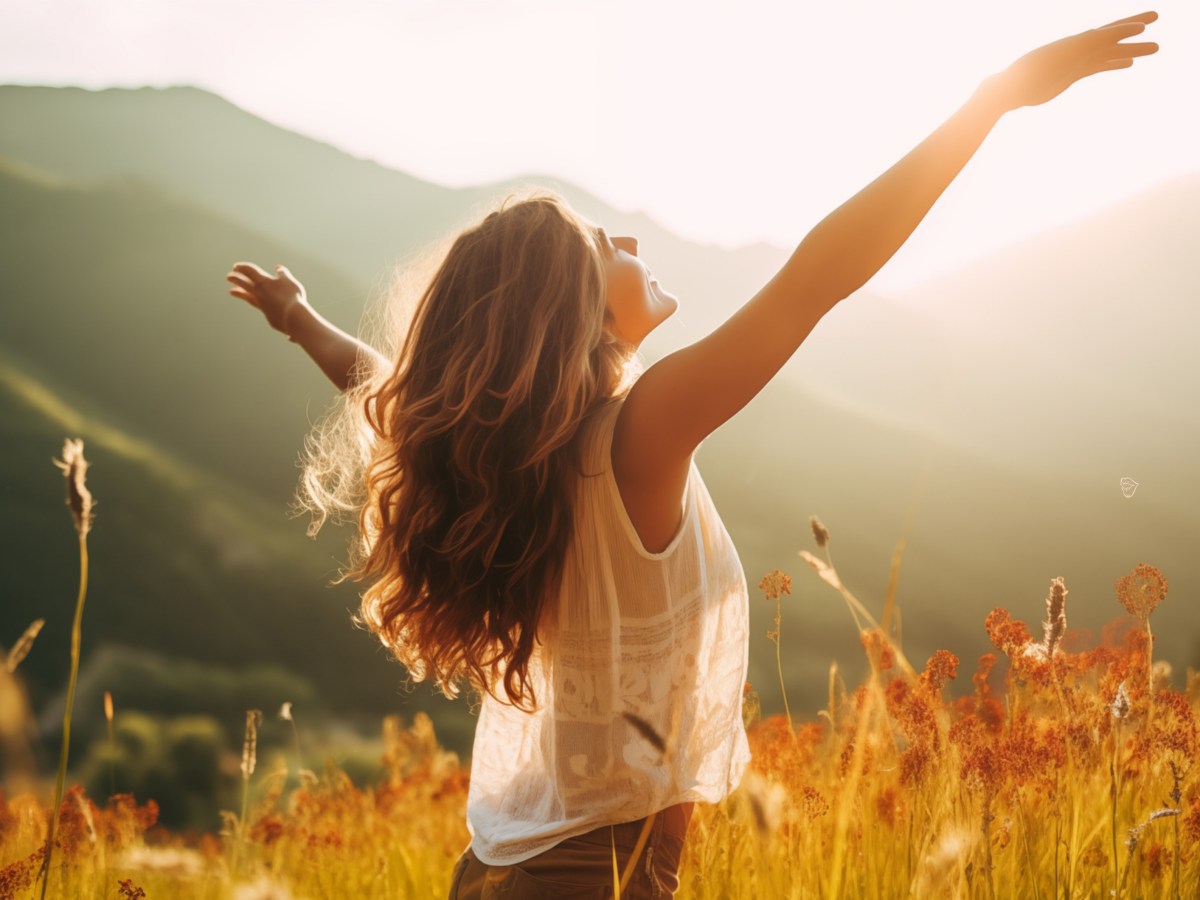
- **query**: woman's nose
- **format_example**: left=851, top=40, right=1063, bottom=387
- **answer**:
left=614, top=236, right=639, bottom=256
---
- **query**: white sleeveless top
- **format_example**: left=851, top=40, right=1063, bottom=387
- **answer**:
left=465, top=397, right=751, bottom=865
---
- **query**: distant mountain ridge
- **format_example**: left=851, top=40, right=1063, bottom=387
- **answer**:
left=0, top=84, right=789, bottom=339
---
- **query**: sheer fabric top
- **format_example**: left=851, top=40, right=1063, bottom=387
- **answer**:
left=465, top=396, right=751, bottom=866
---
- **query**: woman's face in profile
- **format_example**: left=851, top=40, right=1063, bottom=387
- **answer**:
left=597, top=228, right=678, bottom=347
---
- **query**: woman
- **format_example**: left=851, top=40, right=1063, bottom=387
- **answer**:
left=225, top=13, right=1156, bottom=897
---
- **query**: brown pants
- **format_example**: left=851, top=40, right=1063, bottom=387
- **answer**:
left=447, top=803, right=693, bottom=899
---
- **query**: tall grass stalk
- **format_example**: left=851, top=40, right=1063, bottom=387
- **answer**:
left=798, top=548, right=917, bottom=681
left=39, top=439, right=94, bottom=900
left=611, top=828, right=621, bottom=898
left=826, top=685, right=878, bottom=898
left=279, top=701, right=302, bottom=775
left=104, top=690, right=115, bottom=797
left=1169, top=762, right=1183, bottom=900
left=230, top=708, right=263, bottom=881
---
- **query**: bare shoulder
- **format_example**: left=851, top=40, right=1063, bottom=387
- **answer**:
left=610, top=379, right=691, bottom=555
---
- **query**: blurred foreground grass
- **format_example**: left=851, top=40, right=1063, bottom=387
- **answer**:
left=4, top=575, right=1199, bottom=898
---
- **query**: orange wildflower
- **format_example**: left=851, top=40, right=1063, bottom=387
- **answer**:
left=249, top=814, right=285, bottom=846
left=799, top=785, right=830, bottom=819
left=1185, top=798, right=1200, bottom=843
left=899, top=744, right=935, bottom=788
left=973, top=653, right=997, bottom=699
left=874, top=785, right=903, bottom=828
left=919, top=649, right=959, bottom=697
left=758, top=569, right=792, bottom=602
left=1149, top=688, right=1199, bottom=760
left=0, top=846, right=46, bottom=898
left=1115, top=562, right=1167, bottom=622
left=985, top=607, right=1031, bottom=659
left=1142, top=842, right=1170, bottom=880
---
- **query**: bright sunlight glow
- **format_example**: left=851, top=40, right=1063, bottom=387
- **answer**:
left=1, top=0, right=1192, bottom=293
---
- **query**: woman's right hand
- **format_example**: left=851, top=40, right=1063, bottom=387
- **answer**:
left=225, top=261, right=310, bottom=338
left=989, top=11, right=1158, bottom=112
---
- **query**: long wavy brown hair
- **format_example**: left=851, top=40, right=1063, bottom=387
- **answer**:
left=301, top=192, right=638, bottom=711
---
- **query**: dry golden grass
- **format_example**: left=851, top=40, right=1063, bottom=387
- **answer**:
left=5, top=559, right=1196, bottom=898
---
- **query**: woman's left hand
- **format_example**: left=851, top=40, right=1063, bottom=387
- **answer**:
left=225, top=261, right=311, bottom=338
left=990, top=10, right=1159, bottom=111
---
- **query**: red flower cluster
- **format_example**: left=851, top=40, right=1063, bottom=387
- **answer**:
left=985, top=608, right=1032, bottom=660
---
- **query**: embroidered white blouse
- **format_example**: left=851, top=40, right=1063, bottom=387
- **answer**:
left=465, top=396, right=751, bottom=866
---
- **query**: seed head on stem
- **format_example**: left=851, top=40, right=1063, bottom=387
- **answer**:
left=5, top=620, right=45, bottom=674
left=241, top=709, right=263, bottom=781
left=40, top=440, right=94, bottom=900
left=53, top=439, right=94, bottom=537
left=810, top=515, right=830, bottom=549
left=1042, top=577, right=1067, bottom=657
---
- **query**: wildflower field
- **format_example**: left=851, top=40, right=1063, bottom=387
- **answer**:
left=2, top=445, right=1199, bottom=898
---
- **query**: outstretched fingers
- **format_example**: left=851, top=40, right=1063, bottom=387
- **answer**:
left=1082, top=14, right=1159, bottom=74
left=1114, top=39, right=1159, bottom=58
left=1094, top=12, right=1159, bottom=55
left=226, top=261, right=289, bottom=306
left=1092, top=37, right=1158, bottom=72
left=1101, top=10, right=1157, bottom=29
left=226, top=265, right=263, bottom=307
left=231, top=261, right=273, bottom=282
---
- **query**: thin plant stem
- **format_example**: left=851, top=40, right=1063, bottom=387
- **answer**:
left=1144, top=618, right=1154, bottom=731
left=619, top=813, right=657, bottom=893
left=611, top=827, right=621, bottom=898
left=1170, top=762, right=1182, bottom=900
left=1111, top=720, right=1122, bottom=897
left=1172, top=811, right=1181, bottom=900
left=229, top=766, right=254, bottom=880
left=1053, top=805, right=1060, bottom=900
left=106, top=696, right=116, bottom=798
left=1015, top=789, right=1042, bottom=900
left=774, top=599, right=793, bottom=734
left=39, top=532, right=89, bottom=900
left=826, top=684, right=878, bottom=899
left=290, top=719, right=302, bottom=774
left=230, top=708, right=261, bottom=881
left=982, top=792, right=996, bottom=900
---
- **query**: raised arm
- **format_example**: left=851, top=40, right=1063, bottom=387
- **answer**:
left=616, top=12, right=1158, bottom=482
left=225, top=262, right=390, bottom=391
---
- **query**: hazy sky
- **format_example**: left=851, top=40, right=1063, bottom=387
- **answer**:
left=1, top=0, right=1192, bottom=292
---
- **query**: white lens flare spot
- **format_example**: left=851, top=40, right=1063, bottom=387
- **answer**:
left=1120, top=477, right=1139, bottom=499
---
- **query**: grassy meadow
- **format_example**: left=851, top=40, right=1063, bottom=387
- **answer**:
left=2, top=447, right=1198, bottom=899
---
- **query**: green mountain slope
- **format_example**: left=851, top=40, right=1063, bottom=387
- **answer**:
left=790, top=175, right=1200, bottom=473
left=0, top=354, right=474, bottom=749
left=0, top=83, right=787, bottom=343
left=0, top=158, right=361, bottom=499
